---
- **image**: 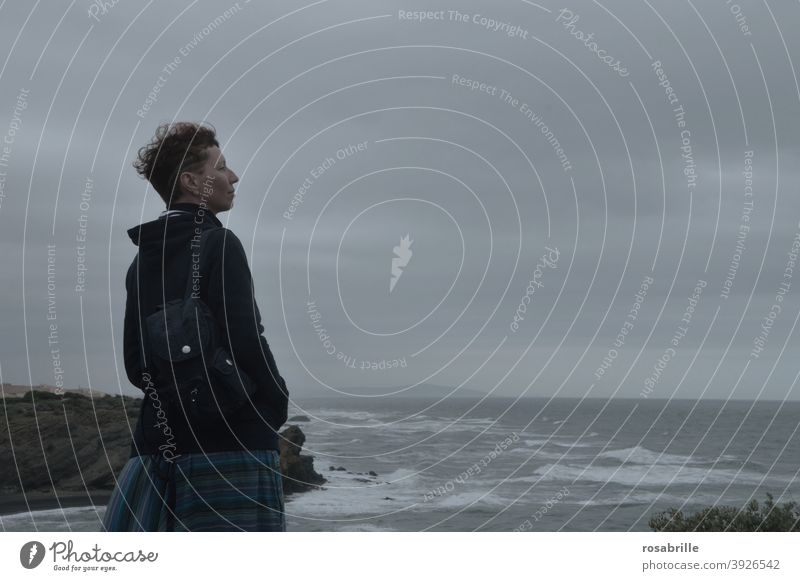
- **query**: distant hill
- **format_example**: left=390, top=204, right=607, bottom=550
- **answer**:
left=307, top=384, right=487, bottom=399
left=1, top=383, right=110, bottom=399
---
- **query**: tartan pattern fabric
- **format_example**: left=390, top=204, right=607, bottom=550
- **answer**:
left=101, top=449, right=286, bottom=531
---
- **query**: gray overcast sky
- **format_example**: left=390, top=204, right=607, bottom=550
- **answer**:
left=1, top=0, right=799, bottom=400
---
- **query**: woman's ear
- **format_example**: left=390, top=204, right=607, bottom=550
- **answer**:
left=179, top=170, right=199, bottom=196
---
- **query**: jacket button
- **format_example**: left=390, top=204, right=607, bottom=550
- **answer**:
left=225, top=358, right=233, bottom=366
left=182, top=345, right=191, bottom=353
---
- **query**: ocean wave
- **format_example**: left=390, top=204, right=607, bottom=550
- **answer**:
left=572, top=492, right=687, bottom=507
left=596, top=446, right=694, bottom=466
left=337, top=523, right=398, bottom=531
left=530, top=462, right=790, bottom=487
left=519, top=429, right=598, bottom=435
left=285, top=467, right=428, bottom=517
left=571, top=491, right=725, bottom=508
left=524, top=439, right=599, bottom=449
left=0, top=505, right=104, bottom=532
left=519, top=432, right=558, bottom=437
left=372, top=419, right=511, bottom=437
left=431, top=491, right=509, bottom=509
left=312, top=409, right=385, bottom=423
left=506, top=449, right=590, bottom=461
left=381, top=467, right=425, bottom=485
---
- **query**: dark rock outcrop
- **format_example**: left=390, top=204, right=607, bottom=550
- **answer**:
left=288, top=415, right=310, bottom=422
left=1, top=389, right=326, bottom=498
left=278, top=425, right=326, bottom=495
left=0, top=391, right=138, bottom=493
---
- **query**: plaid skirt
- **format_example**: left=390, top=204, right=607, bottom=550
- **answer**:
left=101, top=449, right=285, bottom=532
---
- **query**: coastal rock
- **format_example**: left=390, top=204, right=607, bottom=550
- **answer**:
left=288, top=415, right=310, bottom=422
left=0, top=391, right=139, bottom=493
left=0, top=389, right=328, bottom=499
left=278, top=425, right=326, bottom=495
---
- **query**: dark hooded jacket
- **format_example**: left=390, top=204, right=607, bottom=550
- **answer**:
left=123, top=202, right=288, bottom=456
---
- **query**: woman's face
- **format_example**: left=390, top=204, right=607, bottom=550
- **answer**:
left=182, top=145, right=239, bottom=214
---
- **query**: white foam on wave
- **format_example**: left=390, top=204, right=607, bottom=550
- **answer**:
left=507, top=449, right=588, bottom=461
left=596, top=446, right=694, bottom=466
left=0, top=505, right=104, bottom=532
left=337, top=523, right=398, bottom=531
left=456, top=417, right=497, bottom=424
left=285, top=466, right=429, bottom=518
left=381, top=467, right=426, bottom=485
left=524, top=439, right=598, bottom=449
left=311, top=409, right=388, bottom=424
left=430, top=491, right=509, bottom=509
left=388, top=418, right=508, bottom=434
left=520, top=429, right=599, bottom=436
left=573, top=492, right=689, bottom=507
left=520, top=432, right=558, bottom=437
left=383, top=420, right=464, bottom=434
left=531, top=462, right=791, bottom=487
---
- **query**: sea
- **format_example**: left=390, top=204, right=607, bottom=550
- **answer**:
left=2, top=397, right=799, bottom=532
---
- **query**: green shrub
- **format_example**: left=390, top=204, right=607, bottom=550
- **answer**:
left=649, top=493, right=800, bottom=531
left=22, top=390, right=61, bottom=402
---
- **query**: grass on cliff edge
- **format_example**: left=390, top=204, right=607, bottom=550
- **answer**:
left=649, top=493, right=800, bottom=531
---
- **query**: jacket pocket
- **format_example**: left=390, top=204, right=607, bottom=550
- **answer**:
left=208, top=347, right=259, bottom=415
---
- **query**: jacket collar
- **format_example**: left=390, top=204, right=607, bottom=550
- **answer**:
left=160, top=202, right=223, bottom=228
left=126, top=203, right=223, bottom=247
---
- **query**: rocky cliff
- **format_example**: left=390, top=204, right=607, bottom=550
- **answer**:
left=0, top=389, right=323, bottom=495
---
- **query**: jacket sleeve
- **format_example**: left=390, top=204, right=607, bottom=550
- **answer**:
left=123, top=257, right=147, bottom=391
left=205, top=228, right=289, bottom=425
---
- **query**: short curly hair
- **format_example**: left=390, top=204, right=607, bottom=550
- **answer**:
left=133, top=122, right=219, bottom=207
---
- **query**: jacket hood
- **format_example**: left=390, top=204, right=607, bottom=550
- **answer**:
left=126, top=203, right=223, bottom=262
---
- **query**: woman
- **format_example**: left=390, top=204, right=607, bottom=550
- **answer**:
left=103, top=122, right=289, bottom=531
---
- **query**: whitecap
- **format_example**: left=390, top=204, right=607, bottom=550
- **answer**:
left=311, top=409, right=387, bottom=423
left=596, top=446, right=694, bottom=466
left=573, top=492, right=687, bottom=507
left=506, top=449, right=589, bottom=461
left=431, top=491, right=509, bottom=509
left=524, top=438, right=599, bottom=449
left=530, top=462, right=791, bottom=487
left=285, top=467, right=428, bottom=517
left=337, top=523, right=398, bottom=531
left=380, top=467, right=425, bottom=486
left=0, top=505, right=104, bottom=532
